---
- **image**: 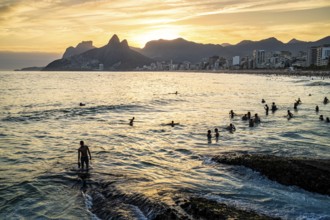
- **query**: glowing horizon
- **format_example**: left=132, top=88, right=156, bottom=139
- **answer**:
left=0, top=0, right=330, bottom=53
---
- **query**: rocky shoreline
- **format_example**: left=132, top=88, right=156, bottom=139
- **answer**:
left=212, top=154, right=330, bottom=196
left=178, top=197, right=278, bottom=220
left=88, top=178, right=279, bottom=219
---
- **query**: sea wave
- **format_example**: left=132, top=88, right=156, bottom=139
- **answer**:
left=305, top=81, right=330, bottom=86
left=1, top=104, right=147, bottom=122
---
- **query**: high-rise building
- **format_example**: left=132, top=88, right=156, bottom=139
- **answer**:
left=253, top=50, right=266, bottom=68
left=232, top=56, right=240, bottom=66
left=308, top=45, right=330, bottom=66
left=308, top=46, right=318, bottom=66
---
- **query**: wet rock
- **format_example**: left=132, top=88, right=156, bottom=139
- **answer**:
left=89, top=182, right=188, bottom=220
left=180, top=197, right=278, bottom=220
left=213, top=154, right=330, bottom=195
left=88, top=179, right=278, bottom=219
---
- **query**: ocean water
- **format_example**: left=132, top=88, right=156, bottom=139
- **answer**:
left=0, top=71, right=329, bottom=220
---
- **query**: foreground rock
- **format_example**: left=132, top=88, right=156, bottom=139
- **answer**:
left=213, top=154, right=330, bottom=195
left=89, top=180, right=278, bottom=219
left=179, top=197, right=278, bottom=220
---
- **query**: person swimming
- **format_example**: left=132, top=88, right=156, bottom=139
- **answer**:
left=129, top=117, right=135, bottom=126
left=271, top=102, right=278, bottom=112
left=167, top=121, right=179, bottom=127
left=315, top=105, right=319, bottom=112
left=261, top=99, right=266, bottom=103
left=79, top=102, right=86, bottom=106
left=226, top=123, right=236, bottom=132
left=242, top=114, right=248, bottom=121
left=264, top=104, right=269, bottom=115
left=287, top=110, right=293, bottom=119
left=319, top=115, right=324, bottom=121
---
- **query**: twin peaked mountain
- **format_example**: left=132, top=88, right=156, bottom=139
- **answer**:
left=44, top=34, right=330, bottom=71
left=44, top=35, right=153, bottom=71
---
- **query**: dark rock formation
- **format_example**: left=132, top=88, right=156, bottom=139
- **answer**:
left=44, top=35, right=153, bottom=71
left=180, top=197, right=278, bottom=220
left=88, top=180, right=278, bottom=220
left=62, top=41, right=95, bottom=58
left=213, top=154, right=330, bottom=195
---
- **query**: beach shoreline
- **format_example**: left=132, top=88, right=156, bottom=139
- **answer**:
left=163, top=69, right=330, bottom=78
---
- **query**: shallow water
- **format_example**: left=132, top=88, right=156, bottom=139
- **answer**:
left=0, top=71, right=329, bottom=219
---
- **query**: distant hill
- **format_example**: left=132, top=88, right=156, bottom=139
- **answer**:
left=44, top=35, right=153, bottom=71
left=138, top=36, right=330, bottom=62
left=15, top=66, right=44, bottom=71
left=141, top=38, right=232, bottom=63
left=62, top=41, right=96, bottom=58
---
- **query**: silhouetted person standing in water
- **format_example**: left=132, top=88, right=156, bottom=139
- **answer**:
left=287, top=110, right=293, bottom=119
left=315, top=105, right=319, bottom=113
left=249, top=119, right=254, bottom=127
left=229, top=110, right=236, bottom=119
left=78, top=141, right=92, bottom=170
left=264, top=104, right=269, bottom=115
left=296, top=98, right=301, bottom=105
left=214, top=128, right=219, bottom=139
left=326, top=117, right=330, bottom=123
left=324, top=97, right=329, bottom=104
left=207, top=130, right=212, bottom=143
left=254, top=113, right=261, bottom=123
left=271, top=102, right=278, bottom=112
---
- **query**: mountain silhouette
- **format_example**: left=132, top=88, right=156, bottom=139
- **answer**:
left=139, top=36, right=330, bottom=62
left=44, top=35, right=153, bottom=71
left=62, top=41, right=95, bottom=58
left=141, top=38, right=233, bottom=63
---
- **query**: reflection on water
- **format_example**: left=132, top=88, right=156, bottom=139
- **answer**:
left=0, top=71, right=329, bottom=219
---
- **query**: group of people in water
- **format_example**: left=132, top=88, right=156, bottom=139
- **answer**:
left=76, top=94, right=329, bottom=166
left=206, top=96, right=329, bottom=142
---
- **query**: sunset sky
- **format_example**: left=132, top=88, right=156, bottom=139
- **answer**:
left=1, top=0, right=330, bottom=53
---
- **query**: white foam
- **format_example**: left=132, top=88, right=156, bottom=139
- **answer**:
left=82, top=192, right=102, bottom=220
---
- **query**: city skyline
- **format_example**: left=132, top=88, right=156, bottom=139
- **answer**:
left=1, top=0, right=330, bottom=53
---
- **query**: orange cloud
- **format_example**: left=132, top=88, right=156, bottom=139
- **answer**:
left=0, top=0, right=329, bottom=52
